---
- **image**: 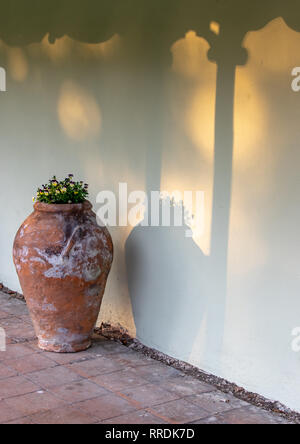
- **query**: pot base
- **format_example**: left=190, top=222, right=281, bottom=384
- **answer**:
left=37, top=338, right=92, bottom=354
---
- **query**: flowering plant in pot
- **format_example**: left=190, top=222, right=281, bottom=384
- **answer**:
left=13, top=175, right=113, bottom=353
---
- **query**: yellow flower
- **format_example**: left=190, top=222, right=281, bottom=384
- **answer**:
left=32, top=197, right=35, bottom=202
left=61, top=187, right=67, bottom=193
left=53, top=181, right=58, bottom=187
left=56, top=190, right=60, bottom=194
left=74, top=191, right=78, bottom=194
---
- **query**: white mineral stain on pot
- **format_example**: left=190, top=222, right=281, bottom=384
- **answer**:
left=30, top=257, right=46, bottom=264
left=19, top=246, right=29, bottom=263
left=32, top=230, right=109, bottom=282
left=83, top=264, right=102, bottom=282
left=42, top=303, right=57, bottom=312
left=57, top=328, right=69, bottom=335
left=29, top=257, right=47, bottom=274
left=45, top=329, right=88, bottom=344
left=85, top=285, right=102, bottom=308
left=85, top=285, right=102, bottom=298
left=19, top=224, right=28, bottom=239
left=38, top=334, right=89, bottom=353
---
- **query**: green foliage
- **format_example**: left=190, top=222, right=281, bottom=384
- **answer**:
left=34, top=175, right=89, bottom=204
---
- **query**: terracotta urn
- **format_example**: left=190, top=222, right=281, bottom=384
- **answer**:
left=13, top=201, right=113, bottom=353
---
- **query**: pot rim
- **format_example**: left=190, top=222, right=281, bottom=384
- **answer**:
left=34, top=200, right=92, bottom=213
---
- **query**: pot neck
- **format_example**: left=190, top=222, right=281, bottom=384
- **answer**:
left=34, top=200, right=92, bottom=213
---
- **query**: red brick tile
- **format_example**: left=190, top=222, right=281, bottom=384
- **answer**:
left=0, top=301, right=28, bottom=316
left=6, top=416, right=35, bottom=424
left=29, top=406, right=98, bottom=424
left=42, top=350, right=96, bottom=365
left=0, top=376, right=39, bottom=400
left=200, top=406, right=291, bottom=425
left=91, top=369, right=148, bottom=392
left=74, top=394, right=137, bottom=421
left=0, top=292, right=293, bottom=425
left=0, top=363, right=17, bottom=380
left=6, top=326, right=36, bottom=341
left=102, top=410, right=168, bottom=424
left=5, top=391, right=65, bottom=416
left=2, top=343, right=38, bottom=361
left=16, top=314, right=33, bottom=325
left=7, top=354, right=56, bottom=374
left=120, top=384, right=180, bottom=408
left=0, top=315, right=35, bottom=339
left=190, top=415, right=228, bottom=424
left=130, top=363, right=183, bottom=384
left=24, top=340, right=40, bottom=352
left=50, top=380, right=108, bottom=403
left=0, top=310, right=13, bottom=320
left=0, top=316, right=28, bottom=330
left=108, top=351, right=156, bottom=368
left=68, top=356, right=124, bottom=378
left=150, top=398, right=210, bottom=423
left=89, top=341, right=130, bottom=356
left=26, top=366, right=81, bottom=389
left=0, top=400, right=24, bottom=423
left=187, top=391, right=248, bottom=414
left=161, top=376, right=215, bottom=397
left=0, top=302, right=27, bottom=317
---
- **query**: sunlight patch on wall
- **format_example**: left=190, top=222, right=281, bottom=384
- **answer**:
left=0, top=42, right=29, bottom=83
left=172, top=31, right=214, bottom=79
left=228, top=16, right=300, bottom=277
left=58, top=80, right=102, bottom=141
left=210, top=21, right=220, bottom=36
left=7, top=48, right=28, bottom=82
left=172, top=31, right=216, bottom=164
left=243, top=17, right=300, bottom=74
left=158, top=177, right=211, bottom=254
left=233, top=15, right=299, bottom=188
left=186, top=88, right=216, bottom=165
left=162, top=31, right=216, bottom=255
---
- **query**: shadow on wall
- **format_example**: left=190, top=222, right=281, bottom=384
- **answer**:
left=126, top=203, right=209, bottom=361
left=1, top=0, right=300, bottom=370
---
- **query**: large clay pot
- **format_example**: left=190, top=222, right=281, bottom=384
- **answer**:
left=13, top=201, right=113, bottom=353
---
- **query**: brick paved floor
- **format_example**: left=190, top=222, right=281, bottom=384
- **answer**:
left=0, top=291, right=292, bottom=424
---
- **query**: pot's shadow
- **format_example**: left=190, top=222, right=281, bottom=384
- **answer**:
left=126, top=201, right=211, bottom=362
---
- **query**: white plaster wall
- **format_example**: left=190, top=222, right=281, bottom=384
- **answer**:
left=0, top=14, right=300, bottom=412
